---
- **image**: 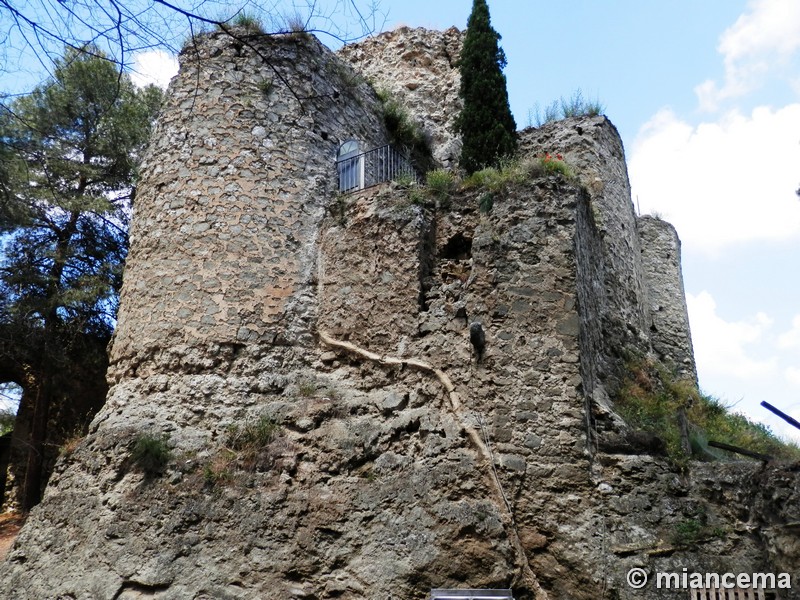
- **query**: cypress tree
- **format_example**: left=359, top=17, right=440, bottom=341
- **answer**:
left=457, top=0, right=517, bottom=174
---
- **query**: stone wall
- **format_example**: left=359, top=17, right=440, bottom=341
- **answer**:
left=638, top=216, right=697, bottom=381
left=109, top=29, right=389, bottom=382
left=520, top=117, right=652, bottom=432
left=0, top=176, right=592, bottom=600
left=520, top=117, right=700, bottom=415
left=338, top=26, right=464, bottom=168
left=319, top=194, right=432, bottom=354
left=0, top=29, right=796, bottom=600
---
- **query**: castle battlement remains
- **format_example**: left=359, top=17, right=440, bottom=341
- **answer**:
left=1, top=28, right=796, bottom=600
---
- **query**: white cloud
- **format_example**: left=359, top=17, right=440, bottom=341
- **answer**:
left=786, top=366, right=800, bottom=386
left=696, top=0, right=800, bottom=110
left=629, top=104, right=800, bottom=254
left=686, top=291, right=776, bottom=380
left=129, top=50, right=179, bottom=89
left=778, top=315, right=800, bottom=349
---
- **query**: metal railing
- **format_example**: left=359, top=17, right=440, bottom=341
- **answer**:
left=690, top=588, right=765, bottom=600
left=430, top=591, right=514, bottom=600
left=336, top=143, right=418, bottom=193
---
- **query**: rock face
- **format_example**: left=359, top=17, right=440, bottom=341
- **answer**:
left=338, top=26, right=464, bottom=168
left=0, top=28, right=796, bottom=600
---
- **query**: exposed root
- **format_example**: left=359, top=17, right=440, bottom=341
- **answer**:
left=317, top=330, right=546, bottom=599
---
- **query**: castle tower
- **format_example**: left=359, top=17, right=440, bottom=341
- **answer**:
left=109, top=30, right=389, bottom=383
left=1, top=28, right=791, bottom=600
left=638, top=215, right=697, bottom=381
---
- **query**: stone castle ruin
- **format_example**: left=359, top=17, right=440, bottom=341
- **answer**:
left=0, top=26, right=797, bottom=600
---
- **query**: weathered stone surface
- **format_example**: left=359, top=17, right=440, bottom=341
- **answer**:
left=109, top=29, right=390, bottom=382
left=638, top=215, right=697, bottom=381
left=0, top=28, right=797, bottom=600
left=521, top=117, right=650, bottom=363
left=338, top=26, right=464, bottom=168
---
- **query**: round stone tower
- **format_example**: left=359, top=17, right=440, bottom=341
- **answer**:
left=109, top=29, right=389, bottom=382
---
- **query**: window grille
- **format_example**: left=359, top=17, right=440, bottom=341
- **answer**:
left=336, top=143, right=418, bottom=193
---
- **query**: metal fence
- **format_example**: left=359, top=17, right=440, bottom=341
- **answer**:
left=690, top=588, right=766, bottom=600
left=336, top=143, right=418, bottom=193
left=430, top=591, right=514, bottom=600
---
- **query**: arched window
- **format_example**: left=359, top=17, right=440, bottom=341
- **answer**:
left=337, top=140, right=363, bottom=192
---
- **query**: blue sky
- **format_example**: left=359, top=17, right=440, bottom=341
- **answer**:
left=376, top=0, right=800, bottom=443
left=6, top=0, right=800, bottom=443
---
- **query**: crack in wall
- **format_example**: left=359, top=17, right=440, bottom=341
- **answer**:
left=317, top=329, right=545, bottom=599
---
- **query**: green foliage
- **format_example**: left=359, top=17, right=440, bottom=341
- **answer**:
left=0, top=383, right=18, bottom=436
left=0, top=410, right=14, bottom=437
left=226, top=415, right=281, bottom=450
left=0, top=46, right=162, bottom=507
left=559, top=89, right=604, bottom=118
left=536, top=154, right=573, bottom=178
left=224, top=414, right=282, bottom=472
left=297, top=380, right=317, bottom=397
left=130, top=433, right=171, bottom=476
left=690, top=396, right=800, bottom=460
left=460, top=155, right=573, bottom=193
left=392, top=172, right=417, bottom=189
left=425, top=169, right=456, bottom=200
left=228, top=12, right=264, bottom=33
left=479, top=192, right=494, bottom=214
left=456, top=0, right=517, bottom=174
left=283, top=12, right=309, bottom=34
left=203, top=452, right=235, bottom=487
left=401, top=154, right=575, bottom=212
left=201, top=415, right=283, bottom=486
left=333, top=192, right=348, bottom=225
left=409, top=188, right=427, bottom=206
left=1, top=47, right=162, bottom=335
left=671, top=517, right=704, bottom=546
left=528, top=89, right=605, bottom=127
left=526, top=103, right=559, bottom=128
left=463, top=167, right=505, bottom=191
left=617, top=358, right=800, bottom=463
left=332, top=62, right=365, bottom=91
left=670, top=507, right=724, bottom=547
left=375, top=88, right=431, bottom=170
left=462, top=157, right=529, bottom=191
left=257, top=78, right=274, bottom=97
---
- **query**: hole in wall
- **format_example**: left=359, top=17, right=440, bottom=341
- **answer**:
left=440, top=232, right=472, bottom=261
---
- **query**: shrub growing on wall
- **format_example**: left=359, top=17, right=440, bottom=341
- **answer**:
left=456, top=0, right=517, bottom=174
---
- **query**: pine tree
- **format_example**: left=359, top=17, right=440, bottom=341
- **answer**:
left=0, top=47, right=162, bottom=508
left=457, top=0, right=517, bottom=174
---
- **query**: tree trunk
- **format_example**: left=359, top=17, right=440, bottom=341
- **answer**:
left=19, top=211, right=79, bottom=510
left=21, top=377, right=50, bottom=510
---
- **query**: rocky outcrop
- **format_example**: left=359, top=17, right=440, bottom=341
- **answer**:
left=338, top=26, right=464, bottom=168
left=0, top=28, right=796, bottom=600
